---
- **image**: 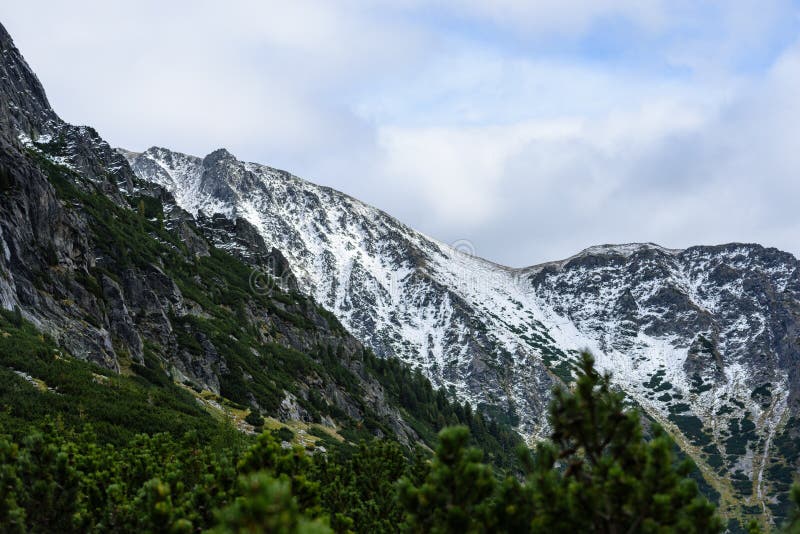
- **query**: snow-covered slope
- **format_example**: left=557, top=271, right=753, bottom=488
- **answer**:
left=522, top=243, right=800, bottom=516
left=126, top=146, right=800, bottom=516
left=125, top=147, right=565, bottom=435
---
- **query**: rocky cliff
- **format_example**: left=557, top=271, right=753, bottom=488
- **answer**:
left=1, top=21, right=515, bottom=454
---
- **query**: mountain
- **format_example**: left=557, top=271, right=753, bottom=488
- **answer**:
left=1, top=17, right=798, bottom=525
left=0, top=21, right=523, bottom=464
left=124, top=146, right=560, bottom=434
left=125, top=149, right=800, bottom=521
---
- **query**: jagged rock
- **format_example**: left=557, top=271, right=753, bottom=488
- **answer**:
left=0, top=23, right=58, bottom=136
left=278, top=391, right=312, bottom=422
left=101, top=274, right=144, bottom=364
left=0, top=20, right=431, bottom=450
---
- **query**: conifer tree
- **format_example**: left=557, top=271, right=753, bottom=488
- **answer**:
left=212, top=474, right=331, bottom=534
left=0, top=438, right=25, bottom=533
left=237, top=432, right=321, bottom=516
left=398, top=425, right=495, bottom=533
left=527, top=352, right=722, bottom=533
left=398, top=352, right=724, bottom=534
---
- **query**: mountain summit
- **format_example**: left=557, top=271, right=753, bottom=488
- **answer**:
left=126, top=144, right=800, bottom=517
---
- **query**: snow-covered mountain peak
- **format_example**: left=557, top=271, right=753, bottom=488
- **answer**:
left=127, top=146, right=800, bottom=514
left=204, top=147, right=236, bottom=162
left=576, top=242, right=682, bottom=258
left=523, top=242, right=683, bottom=274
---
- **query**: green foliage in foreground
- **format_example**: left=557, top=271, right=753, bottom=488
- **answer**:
left=787, top=485, right=800, bottom=534
left=0, top=356, right=800, bottom=533
left=1, top=352, right=797, bottom=533
left=0, top=420, right=416, bottom=533
left=531, top=353, right=722, bottom=533
left=400, top=354, right=725, bottom=534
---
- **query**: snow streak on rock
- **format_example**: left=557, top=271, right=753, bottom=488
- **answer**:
left=127, top=147, right=800, bottom=509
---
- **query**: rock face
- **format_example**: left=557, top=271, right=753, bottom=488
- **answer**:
left=521, top=244, right=800, bottom=517
left=127, top=150, right=800, bottom=516
left=0, top=25, right=114, bottom=366
left=524, top=243, right=800, bottom=411
left=0, top=21, right=202, bottom=371
left=0, top=21, right=427, bottom=447
left=0, top=24, right=56, bottom=135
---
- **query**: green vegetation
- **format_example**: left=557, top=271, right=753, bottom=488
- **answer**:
left=768, top=416, right=800, bottom=524
left=786, top=485, right=800, bottom=534
left=23, top=151, right=524, bottom=460
left=6, top=144, right=797, bottom=532
left=0, top=309, right=217, bottom=443
left=6, top=351, right=797, bottom=533
left=363, top=350, right=522, bottom=469
left=519, top=353, right=722, bottom=532
left=0, top=417, right=431, bottom=534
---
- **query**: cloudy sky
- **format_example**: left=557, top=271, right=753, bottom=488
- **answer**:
left=4, top=1, right=800, bottom=266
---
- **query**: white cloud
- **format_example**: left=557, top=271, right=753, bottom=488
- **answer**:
left=435, top=41, right=800, bottom=265
left=377, top=120, right=583, bottom=225
left=2, top=1, right=426, bottom=163
left=441, top=0, right=669, bottom=36
left=2, top=1, right=799, bottom=266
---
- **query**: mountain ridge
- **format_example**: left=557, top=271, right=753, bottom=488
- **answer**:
left=1, top=21, right=527, bottom=465
left=125, top=143, right=800, bottom=522
left=1, top=17, right=798, bottom=524
left=121, top=146, right=797, bottom=271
